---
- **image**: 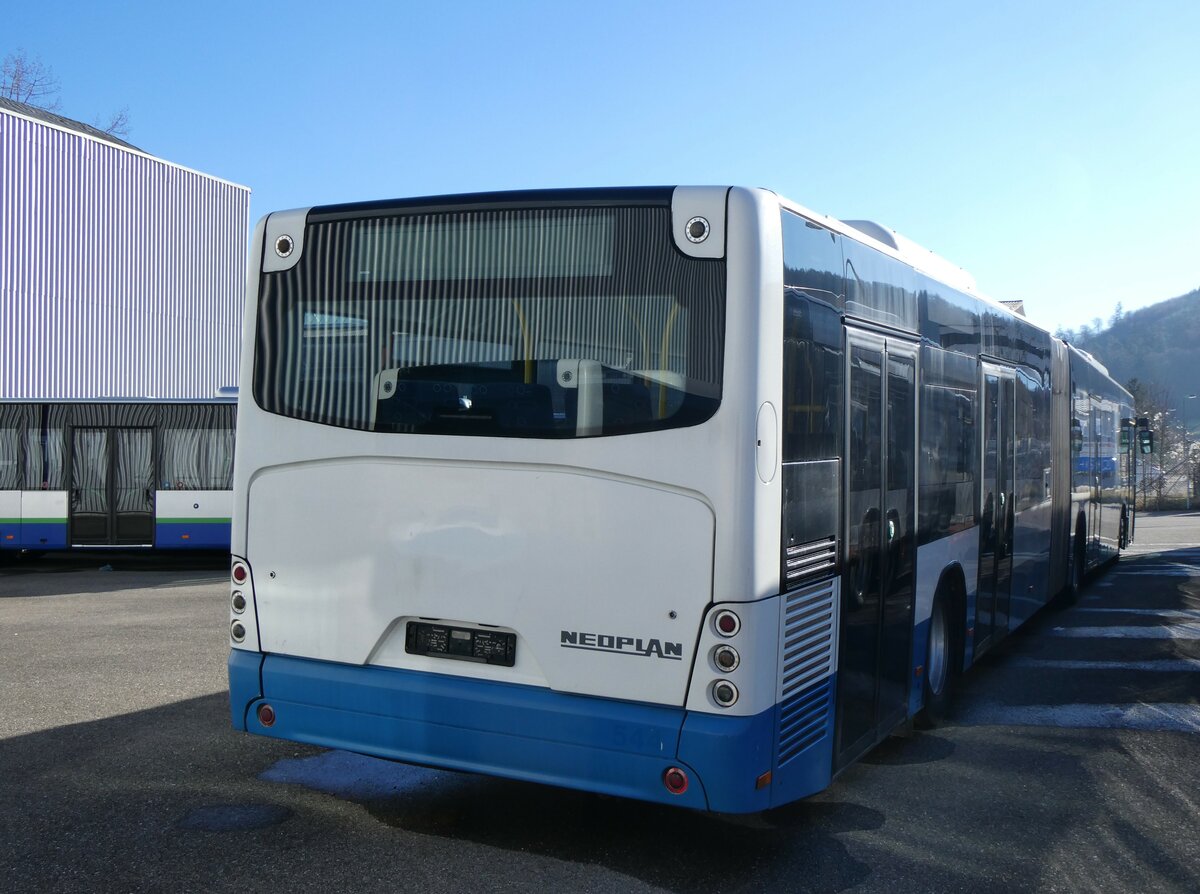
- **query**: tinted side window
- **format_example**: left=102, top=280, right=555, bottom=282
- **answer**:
left=918, top=346, right=977, bottom=544
left=782, top=212, right=843, bottom=463
left=1014, top=368, right=1049, bottom=511
left=843, top=239, right=917, bottom=332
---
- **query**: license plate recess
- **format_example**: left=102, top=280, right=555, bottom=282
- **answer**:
left=405, top=621, right=516, bottom=667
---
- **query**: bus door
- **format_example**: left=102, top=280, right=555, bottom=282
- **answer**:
left=976, top=363, right=1015, bottom=651
left=70, top=427, right=155, bottom=546
left=835, top=330, right=917, bottom=769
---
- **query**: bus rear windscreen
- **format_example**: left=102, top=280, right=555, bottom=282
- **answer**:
left=253, top=205, right=726, bottom=438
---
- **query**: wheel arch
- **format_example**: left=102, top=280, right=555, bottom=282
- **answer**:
left=931, top=562, right=968, bottom=674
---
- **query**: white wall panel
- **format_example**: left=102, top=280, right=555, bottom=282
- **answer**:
left=0, top=108, right=249, bottom=401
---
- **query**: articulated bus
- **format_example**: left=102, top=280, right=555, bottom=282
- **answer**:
left=1, top=401, right=235, bottom=554
left=227, top=187, right=1137, bottom=812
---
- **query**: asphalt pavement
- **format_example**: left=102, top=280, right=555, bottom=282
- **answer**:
left=1, top=516, right=1197, bottom=893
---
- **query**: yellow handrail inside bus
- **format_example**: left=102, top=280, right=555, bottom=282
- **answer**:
left=511, top=299, right=535, bottom=384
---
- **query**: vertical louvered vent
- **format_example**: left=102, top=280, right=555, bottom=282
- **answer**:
left=777, top=679, right=832, bottom=765
left=784, top=536, right=837, bottom=586
left=778, top=579, right=837, bottom=700
left=775, top=579, right=837, bottom=766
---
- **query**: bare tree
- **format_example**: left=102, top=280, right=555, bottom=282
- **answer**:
left=94, top=106, right=131, bottom=138
left=1, top=49, right=61, bottom=110
left=3, top=49, right=131, bottom=138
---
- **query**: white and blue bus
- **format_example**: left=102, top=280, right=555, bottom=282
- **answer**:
left=1, top=401, right=235, bottom=554
left=227, top=187, right=1138, bottom=812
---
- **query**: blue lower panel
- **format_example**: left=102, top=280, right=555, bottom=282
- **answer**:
left=243, top=654, right=713, bottom=809
left=770, top=676, right=836, bottom=807
left=155, top=522, right=231, bottom=549
left=232, top=654, right=836, bottom=812
left=909, top=619, right=931, bottom=717
left=228, top=649, right=265, bottom=729
left=677, top=707, right=778, bottom=813
left=20, top=522, right=68, bottom=550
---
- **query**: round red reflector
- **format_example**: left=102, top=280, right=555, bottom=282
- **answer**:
left=257, top=704, right=276, bottom=727
left=714, top=610, right=740, bottom=637
left=232, top=562, right=248, bottom=585
left=663, top=767, right=689, bottom=795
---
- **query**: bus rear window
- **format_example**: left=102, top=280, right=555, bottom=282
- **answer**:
left=254, top=205, right=725, bottom=437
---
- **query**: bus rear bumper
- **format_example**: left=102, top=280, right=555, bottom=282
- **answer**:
left=227, top=652, right=831, bottom=812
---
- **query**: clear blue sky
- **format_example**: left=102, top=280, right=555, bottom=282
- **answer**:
left=8, top=0, right=1199, bottom=334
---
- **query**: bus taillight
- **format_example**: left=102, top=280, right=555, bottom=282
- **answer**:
left=712, top=680, right=739, bottom=707
left=714, top=610, right=740, bottom=637
left=663, top=767, right=689, bottom=795
left=713, top=645, right=740, bottom=672
left=232, top=561, right=248, bottom=585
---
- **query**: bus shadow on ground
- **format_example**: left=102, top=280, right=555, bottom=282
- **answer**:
left=264, top=747, right=879, bottom=892
left=0, top=690, right=878, bottom=892
left=0, top=550, right=228, bottom=598
left=3, top=691, right=1195, bottom=892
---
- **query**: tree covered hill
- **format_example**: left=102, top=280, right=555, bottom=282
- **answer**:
left=1057, top=287, right=1200, bottom=407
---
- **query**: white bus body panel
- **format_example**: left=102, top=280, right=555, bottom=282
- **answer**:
left=0, top=492, right=19, bottom=545
left=246, top=459, right=714, bottom=704
left=914, top=526, right=979, bottom=628
left=21, top=490, right=68, bottom=523
left=155, top=489, right=232, bottom=520
left=233, top=188, right=790, bottom=712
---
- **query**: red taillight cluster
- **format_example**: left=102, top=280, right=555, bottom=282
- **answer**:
left=709, top=609, right=741, bottom=708
left=230, top=560, right=251, bottom=646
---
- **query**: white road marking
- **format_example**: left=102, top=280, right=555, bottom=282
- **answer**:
left=958, top=702, right=1200, bottom=732
left=1108, top=566, right=1200, bottom=577
left=1074, top=607, right=1200, bottom=620
left=1004, top=657, right=1200, bottom=673
left=1121, top=550, right=1200, bottom=555
left=1050, top=624, right=1200, bottom=639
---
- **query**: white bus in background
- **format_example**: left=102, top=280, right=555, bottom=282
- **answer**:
left=1, top=402, right=236, bottom=555
left=227, top=187, right=1138, bottom=812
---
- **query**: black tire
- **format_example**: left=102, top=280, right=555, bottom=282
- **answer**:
left=915, top=591, right=955, bottom=729
left=1057, top=520, right=1086, bottom=608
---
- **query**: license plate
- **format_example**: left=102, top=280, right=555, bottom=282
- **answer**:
left=405, top=621, right=516, bottom=667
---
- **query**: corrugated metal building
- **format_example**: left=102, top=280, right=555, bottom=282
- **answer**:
left=0, top=97, right=249, bottom=551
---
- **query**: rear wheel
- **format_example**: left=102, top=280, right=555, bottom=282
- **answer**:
left=915, top=591, right=955, bottom=729
left=1058, top=518, right=1087, bottom=608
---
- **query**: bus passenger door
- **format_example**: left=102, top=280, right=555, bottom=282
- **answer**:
left=835, top=331, right=917, bottom=769
left=69, top=427, right=155, bottom=547
left=976, top=363, right=1015, bottom=651
left=71, top=428, right=111, bottom=545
